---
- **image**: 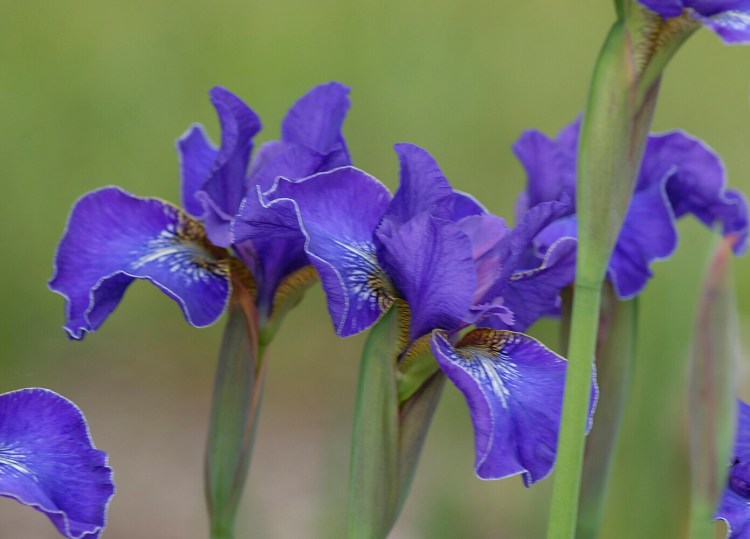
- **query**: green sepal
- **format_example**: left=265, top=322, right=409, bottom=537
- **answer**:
left=688, top=236, right=740, bottom=539
left=205, top=289, right=267, bottom=539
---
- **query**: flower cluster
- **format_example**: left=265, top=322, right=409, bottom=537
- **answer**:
left=41, top=78, right=750, bottom=538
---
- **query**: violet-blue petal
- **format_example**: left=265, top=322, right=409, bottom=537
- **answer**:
left=513, top=119, right=579, bottom=215
left=607, top=181, right=678, bottom=299
left=638, top=0, right=685, bottom=17
left=686, top=1, right=750, bottom=44
left=246, top=140, right=326, bottom=192
left=376, top=213, right=476, bottom=340
left=716, top=401, right=750, bottom=538
left=497, top=199, right=572, bottom=287
left=193, top=87, right=261, bottom=246
left=498, top=237, right=578, bottom=332
left=281, top=82, right=351, bottom=168
left=431, top=329, right=597, bottom=485
left=0, top=388, right=114, bottom=539
left=457, top=214, right=510, bottom=303
left=451, top=191, right=488, bottom=220
left=262, top=167, right=393, bottom=336
left=177, top=125, right=217, bottom=217
left=640, top=131, right=749, bottom=254
left=49, top=187, right=231, bottom=339
left=385, top=143, right=455, bottom=224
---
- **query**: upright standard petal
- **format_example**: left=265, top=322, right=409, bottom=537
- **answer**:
left=431, top=329, right=597, bottom=486
left=188, top=87, right=261, bottom=246
left=49, top=187, right=231, bottom=339
left=385, top=144, right=455, bottom=225
left=262, top=168, right=394, bottom=336
left=0, top=388, right=114, bottom=539
left=178, top=124, right=217, bottom=217
left=716, top=401, right=750, bottom=538
left=513, top=119, right=579, bottom=214
left=376, top=213, right=476, bottom=341
left=281, top=82, right=351, bottom=168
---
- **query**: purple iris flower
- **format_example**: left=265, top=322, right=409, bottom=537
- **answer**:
left=637, top=0, right=750, bottom=44
left=0, top=388, right=114, bottom=539
left=239, top=143, right=595, bottom=485
left=50, top=83, right=351, bottom=338
left=716, top=400, right=750, bottom=538
left=514, top=119, right=749, bottom=299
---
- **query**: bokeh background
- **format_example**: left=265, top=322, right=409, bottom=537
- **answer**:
left=2, top=1, right=750, bottom=537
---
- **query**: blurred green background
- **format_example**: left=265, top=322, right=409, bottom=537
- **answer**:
left=2, top=1, right=749, bottom=537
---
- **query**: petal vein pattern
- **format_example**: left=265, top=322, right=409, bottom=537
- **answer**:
left=49, top=187, right=231, bottom=339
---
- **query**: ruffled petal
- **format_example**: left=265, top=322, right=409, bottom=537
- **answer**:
left=177, top=125, right=217, bottom=217
left=192, top=87, right=261, bottom=246
left=716, top=401, right=750, bottom=538
left=0, top=388, right=114, bottom=539
left=384, top=143, right=456, bottom=225
left=498, top=237, right=578, bottom=331
left=262, top=167, right=393, bottom=336
left=607, top=180, right=678, bottom=299
left=49, top=187, right=231, bottom=339
left=281, top=82, right=351, bottom=168
left=376, top=213, right=476, bottom=340
left=431, top=329, right=597, bottom=485
left=640, top=131, right=748, bottom=254
left=246, top=140, right=325, bottom=192
left=513, top=119, right=579, bottom=215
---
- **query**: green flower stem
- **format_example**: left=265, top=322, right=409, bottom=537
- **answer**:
left=576, top=285, right=638, bottom=539
left=547, top=6, right=663, bottom=536
left=347, top=307, right=402, bottom=539
left=547, top=282, right=603, bottom=539
left=206, top=280, right=268, bottom=539
left=688, top=237, right=740, bottom=539
left=347, top=308, right=445, bottom=539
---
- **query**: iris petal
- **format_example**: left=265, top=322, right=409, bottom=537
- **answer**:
left=177, top=124, right=217, bottom=217
left=262, top=167, right=393, bottom=336
left=182, top=87, right=261, bottom=246
left=0, top=388, right=114, bottom=539
left=385, top=143, right=456, bottom=224
left=376, top=213, right=476, bottom=341
left=431, top=329, right=597, bottom=485
left=281, top=82, right=351, bottom=168
left=716, top=401, right=750, bottom=537
left=49, top=187, right=231, bottom=339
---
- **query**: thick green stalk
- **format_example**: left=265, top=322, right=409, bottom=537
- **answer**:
left=576, top=285, right=638, bottom=539
left=547, top=7, right=662, bottom=537
left=205, top=282, right=267, bottom=539
left=347, top=307, right=403, bottom=539
left=688, top=237, right=739, bottom=539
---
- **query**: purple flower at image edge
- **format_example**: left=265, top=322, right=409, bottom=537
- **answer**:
left=237, top=143, right=596, bottom=485
left=0, top=388, right=114, bottom=539
left=49, top=82, right=352, bottom=338
left=513, top=118, right=749, bottom=299
left=716, top=401, right=750, bottom=538
left=637, top=0, right=750, bottom=44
